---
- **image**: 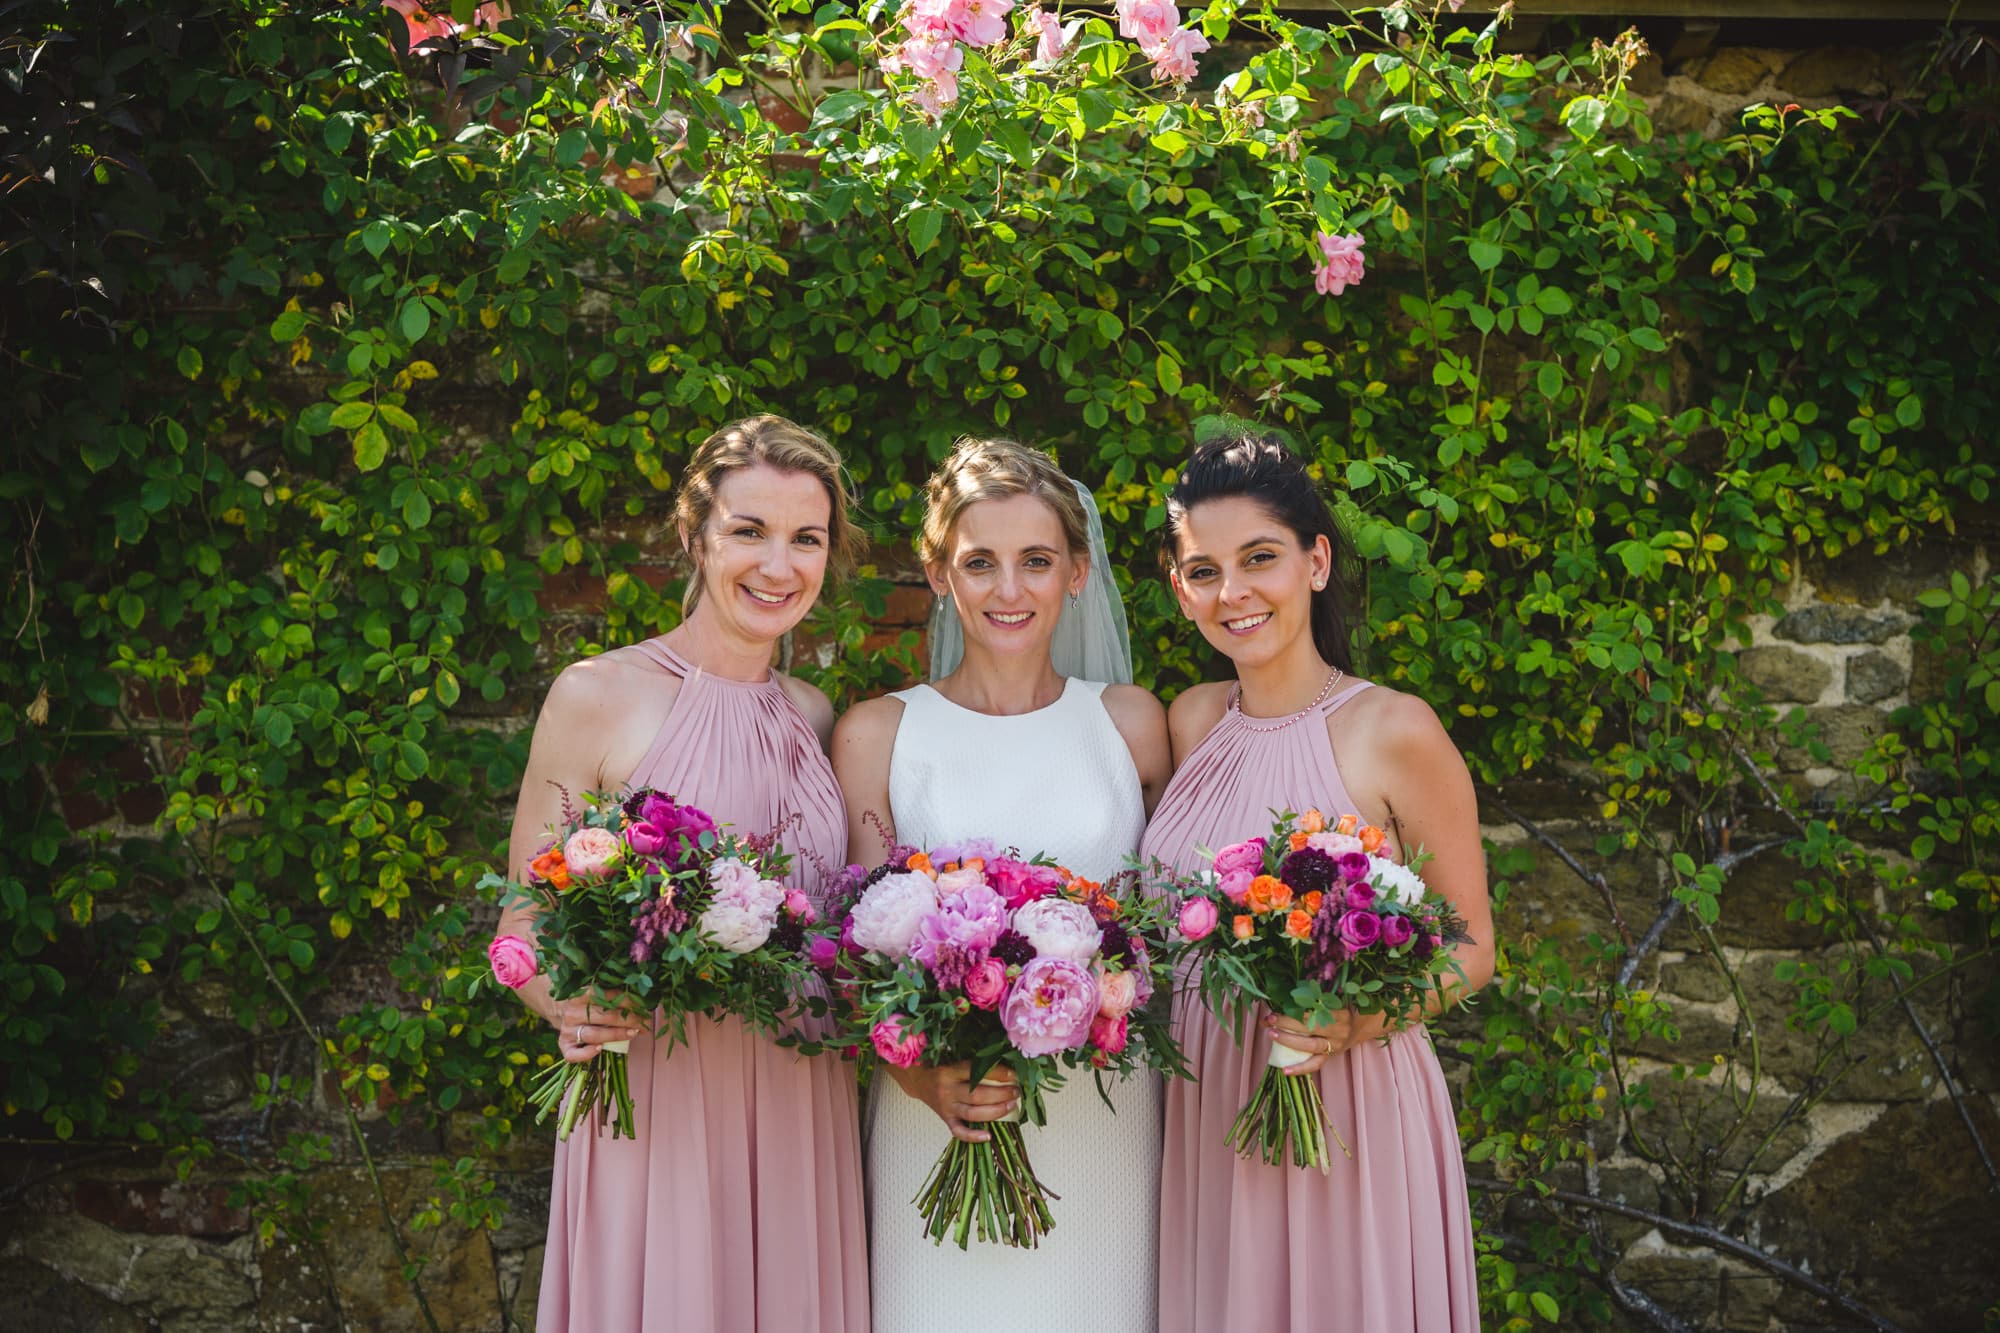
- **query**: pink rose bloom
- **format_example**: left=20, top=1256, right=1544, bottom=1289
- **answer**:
left=936, top=865, right=987, bottom=896
left=848, top=871, right=939, bottom=958
left=1115, top=0, right=1178, bottom=47
left=912, top=70, right=960, bottom=117
left=906, top=0, right=969, bottom=37
left=871, top=1015, right=929, bottom=1069
left=1308, top=831, right=1365, bottom=858
left=1011, top=897, right=1103, bottom=963
left=1212, top=838, right=1266, bottom=880
left=1095, top=966, right=1140, bottom=1019
left=1313, top=231, right=1366, bottom=296
left=1380, top=913, right=1415, bottom=949
left=472, top=0, right=510, bottom=28
left=1219, top=869, right=1255, bottom=906
left=1022, top=5, right=1068, bottom=64
left=562, top=827, right=623, bottom=880
left=964, top=957, right=1009, bottom=1010
left=1178, top=895, right=1219, bottom=941
left=487, top=934, right=538, bottom=989
left=383, top=0, right=454, bottom=51
left=784, top=889, right=818, bottom=925
left=1337, top=909, right=1382, bottom=951
left=1146, top=26, right=1207, bottom=86
left=1345, top=881, right=1376, bottom=910
left=807, top=934, right=842, bottom=971
left=1001, top=956, right=1099, bottom=1056
left=958, top=0, right=1014, bottom=47
left=987, top=858, right=1062, bottom=909
left=1090, top=1012, right=1129, bottom=1055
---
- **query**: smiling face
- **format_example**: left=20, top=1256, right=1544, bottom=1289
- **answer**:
left=928, top=492, right=1087, bottom=666
left=685, top=463, right=833, bottom=643
left=1169, top=495, right=1332, bottom=671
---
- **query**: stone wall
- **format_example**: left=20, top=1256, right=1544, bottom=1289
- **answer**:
left=6, top=28, right=1995, bottom=1333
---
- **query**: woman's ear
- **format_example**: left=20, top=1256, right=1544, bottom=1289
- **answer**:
left=1308, top=534, right=1332, bottom=592
left=924, top=560, right=949, bottom=599
left=1068, top=554, right=1091, bottom=600
left=1168, top=565, right=1195, bottom=618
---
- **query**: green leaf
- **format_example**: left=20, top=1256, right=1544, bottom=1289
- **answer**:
left=907, top=208, right=944, bottom=255
left=1533, top=287, right=1572, bottom=315
left=287, top=938, right=314, bottom=969
left=401, top=298, right=432, bottom=342
left=1894, top=394, right=1923, bottom=428
left=1076, top=89, right=1117, bottom=133
left=264, top=710, right=294, bottom=747
left=1468, top=239, right=1503, bottom=272
left=556, top=127, right=590, bottom=166
left=1536, top=363, right=1563, bottom=399
left=270, top=309, right=307, bottom=342
left=1531, top=1292, right=1560, bottom=1323
left=497, top=250, right=532, bottom=286
left=361, top=220, right=394, bottom=260
left=354, top=421, right=390, bottom=472
left=1629, top=326, right=1667, bottom=352
left=177, top=345, right=202, bottom=380
left=330, top=401, right=374, bottom=430
left=436, top=672, right=461, bottom=707
left=1156, top=352, right=1183, bottom=396
left=1563, top=96, right=1607, bottom=140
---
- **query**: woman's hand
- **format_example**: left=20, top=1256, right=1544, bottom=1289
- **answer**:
left=1267, top=1009, right=1390, bottom=1077
left=885, top=1060, right=1020, bottom=1142
left=549, top=994, right=648, bottom=1065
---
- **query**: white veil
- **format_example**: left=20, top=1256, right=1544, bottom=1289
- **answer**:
left=926, top=478, right=1134, bottom=685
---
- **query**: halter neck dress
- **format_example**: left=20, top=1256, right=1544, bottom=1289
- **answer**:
left=534, top=640, right=868, bottom=1333
left=865, top=678, right=1162, bottom=1333
left=1139, top=678, right=1480, bottom=1333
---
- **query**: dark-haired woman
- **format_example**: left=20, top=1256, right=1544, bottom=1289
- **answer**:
left=1140, top=433, right=1492, bottom=1332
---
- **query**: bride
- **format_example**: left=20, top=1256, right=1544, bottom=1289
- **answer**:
left=832, top=436, right=1170, bottom=1331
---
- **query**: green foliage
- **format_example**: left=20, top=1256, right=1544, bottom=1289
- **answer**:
left=4, top=0, right=1996, bottom=1323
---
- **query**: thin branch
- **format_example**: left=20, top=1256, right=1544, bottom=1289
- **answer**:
left=1488, top=794, right=1630, bottom=946
left=1466, top=1177, right=1905, bottom=1333
left=1606, top=1275, right=1698, bottom=1333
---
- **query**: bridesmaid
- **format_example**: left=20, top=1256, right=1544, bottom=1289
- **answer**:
left=494, top=415, right=870, bottom=1332
left=1141, top=431, right=1493, bottom=1332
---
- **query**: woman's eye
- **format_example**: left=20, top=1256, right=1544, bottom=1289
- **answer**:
left=795, top=534, right=822, bottom=547
left=734, top=527, right=762, bottom=539
left=1247, top=551, right=1274, bottom=566
left=1187, top=566, right=1216, bottom=581
left=1026, top=556, right=1052, bottom=569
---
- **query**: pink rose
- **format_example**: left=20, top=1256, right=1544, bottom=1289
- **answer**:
left=784, top=889, right=818, bottom=925
left=1145, top=25, right=1207, bottom=85
left=1313, top=231, right=1366, bottom=297
left=1345, top=881, right=1376, bottom=910
left=1090, top=1012, right=1129, bottom=1055
left=1212, top=838, right=1266, bottom=881
left=987, top=858, right=1062, bottom=909
left=562, top=827, right=623, bottom=880
left=1380, top=913, right=1414, bottom=949
left=936, top=865, right=987, bottom=896
left=1115, top=0, right=1178, bottom=47
left=1337, top=909, right=1382, bottom=951
left=1096, top=966, right=1140, bottom=1019
left=871, top=1015, right=929, bottom=1069
left=807, top=934, right=841, bottom=971
left=1178, top=896, right=1219, bottom=941
left=487, top=934, right=538, bottom=989
left=1022, top=5, right=1069, bottom=64
left=1219, top=869, right=1254, bottom=906
left=964, top=957, right=1009, bottom=1010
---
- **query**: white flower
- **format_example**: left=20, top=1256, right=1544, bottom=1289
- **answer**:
left=1307, top=831, right=1364, bottom=858
left=848, top=871, right=940, bottom=959
left=708, top=856, right=785, bottom=918
left=698, top=901, right=774, bottom=953
left=1368, top=855, right=1427, bottom=909
left=1011, top=897, right=1103, bottom=963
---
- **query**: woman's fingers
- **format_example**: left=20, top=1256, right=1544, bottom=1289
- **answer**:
left=1280, top=1051, right=1331, bottom=1077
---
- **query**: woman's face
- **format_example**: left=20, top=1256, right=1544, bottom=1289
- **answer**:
left=929, top=492, right=1086, bottom=668
left=1170, top=496, right=1330, bottom=671
left=688, top=463, right=833, bottom=643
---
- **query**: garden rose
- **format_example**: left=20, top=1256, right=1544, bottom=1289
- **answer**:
left=1219, top=869, right=1255, bottom=905
left=1095, top=966, right=1139, bottom=1019
left=1001, top=956, right=1099, bottom=1056
left=1089, top=1012, right=1129, bottom=1055
left=1232, top=914, right=1255, bottom=940
left=848, top=871, right=939, bottom=958
left=1011, top=897, right=1103, bottom=962
left=562, top=827, right=623, bottom=880
left=1344, top=881, right=1376, bottom=910
left=964, top=957, right=1009, bottom=1010
left=1145, top=25, right=1207, bottom=86
left=1337, top=909, right=1382, bottom=951
left=1246, top=874, right=1293, bottom=914
left=1023, top=5, right=1069, bottom=64
left=1284, top=909, right=1313, bottom=940
left=527, top=846, right=571, bottom=891
left=784, top=889, right=818, bottom=925
left=1177, top=895, right=1218, bottom=941
left=487, top=934, right=538, bottom=989
left=1312, top=231, right=1366, bottom=296
left=807, top=934, right=842, bottom=971
left=986, top=857, right=1062, bottom=909
left=1336, top=851, right=1372, bottom=883
left=936, top=865, right=987, bottom=896
left=1212, top=838, right=1266, bottom=882
left=1380, top=913, right=1415, bottom=949
left=871, top=1015, right=928, bottom=1068
left=1114, top=0, right=1178, bottom=47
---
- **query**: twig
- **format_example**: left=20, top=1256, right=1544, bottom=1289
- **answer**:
left=1617, top=899, right=1682, bottom=989
left=1606, top=1275, right=1698, bottom=1333
left=1466, top=1177, right=1905, bottom=1333
left=1489, top=794, right=1630, bottom=946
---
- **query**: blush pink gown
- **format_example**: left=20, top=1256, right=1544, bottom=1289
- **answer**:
left=1139, top=679, right=1480, bottom=1333
left=534, top=640, right=868, bottom=1333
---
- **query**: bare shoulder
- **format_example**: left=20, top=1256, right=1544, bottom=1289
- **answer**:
left=831, top=692, right=907, bottom=756
left=1332, top=682, right=1466, bottom=774
left=532, top=646, right=678, bottom=792
left=1165, top=680, right=1233, bottom=762
left=540, top=646, right=670, bottom=727
left=775, top=672, right=837, bottom=748
left=1098, top=682, right=1167, bottom=738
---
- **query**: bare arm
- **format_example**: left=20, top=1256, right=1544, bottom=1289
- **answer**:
left=1164, top=681, right=1232, bottom=770
left=1100, top=683, right=1173, bottom=816
left=830, top=696, right=904, bottom=866
left=778, top=672, right=838, bottom=752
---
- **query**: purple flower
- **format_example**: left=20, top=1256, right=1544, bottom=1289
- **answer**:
left=1380, top=913, right=1414, bottom=949
left=1344, top=881, right=1376, bottom=911
left=626, top=793, right=716, bottom=869
left=1336, top=851, right=1372, bottom=883
left=1280, top=848, right=1338, bottom=897
left=807, top=934, right=842, bottom=971
left=1001, top=956, right=1099, bottom=1056
left=912, top=884, right=1009, bottom=986
left=1337, top=909, right=1382, bottom=951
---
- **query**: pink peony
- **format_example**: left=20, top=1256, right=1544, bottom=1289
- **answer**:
left=698, top=901, right=773, bottom=953
left=1337, top=909, right=1383, bottom=951
left=848, top=871, right=940, bottom=958
left=987, top=858, right=1063, bottom=909
left=1178, top=895, right=1219, bottom=941
left=562, top=827, right=624, bottom=880
left=871, top=1015, right=929, bottom=1068
left=1095, top=966, right=1140, bottom=1018
left=1115, top=0, right=1179, bottom=47
left=1001, top=956, right=1099, bottom=1056
left=487, top=934, right=538, bottom=989
left=1145, top=25, right=1207, bottom=85
left=1011, top=897, right=1103, bottom=963
left=1090, top=1012, right=1129, bottom=1054
left=912, top=883, right=1010, bottom=986
left=785, top=889, right=819, bottom=924
left=1313, top=231, right=1366, bottom=297
left=964, top=957, right=1009, bottom=1009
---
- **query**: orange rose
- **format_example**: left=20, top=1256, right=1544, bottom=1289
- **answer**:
left=529, top=848, right=571, bottom=891
left=1336, top=813, right=1359, bottom=835
left=1246, top=874, right=1293, bottom=914
left=1232, top=914, right=1255, bottom=940
left=1302, top=890, right=1324, bottom=916
left=1358, top=825, right=1386, bottom=854
left=963, top=857, right=985, bottom=873
left=1288, top=830, right=1310, bottom=852
left=907, top=851, right=935, bottom=878
left=1285, top=909, right=1313, bottom=939
left=1300, top=809, right=1326, bottom=834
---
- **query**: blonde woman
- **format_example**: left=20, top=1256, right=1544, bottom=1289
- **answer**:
left=497, top=416, right=870, bottom=1332
left=834, top=437, right=1171, bottom=1332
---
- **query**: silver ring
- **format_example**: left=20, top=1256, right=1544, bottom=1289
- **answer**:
left=575, top=1024, right=584, bottom=1046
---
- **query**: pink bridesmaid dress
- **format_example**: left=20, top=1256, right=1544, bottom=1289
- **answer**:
left=535, top=640, right=868, bottom=1333
left=1140, top=679, right=1480, bottom=1333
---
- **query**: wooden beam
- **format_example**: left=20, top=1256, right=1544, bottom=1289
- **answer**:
left=1277, top=0, right=2000, bottom=16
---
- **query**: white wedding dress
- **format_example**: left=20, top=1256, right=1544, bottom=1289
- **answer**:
left=866, top=677, right=1162, bottom=1332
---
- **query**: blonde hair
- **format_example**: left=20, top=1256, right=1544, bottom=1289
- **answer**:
left=919, top=437, right=1089, bottom=566
left=675, top=415, right=860, bottom=606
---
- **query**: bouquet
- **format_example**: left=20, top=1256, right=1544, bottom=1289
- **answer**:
left=482, top=787, right=819, bottom=1140
left=809, top=838, right=1184, bottom=1248
left=1160, top=808, right=1471, bottom=1171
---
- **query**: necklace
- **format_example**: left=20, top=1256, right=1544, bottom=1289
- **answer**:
left=1230, top=666, right=1345, bottom=733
